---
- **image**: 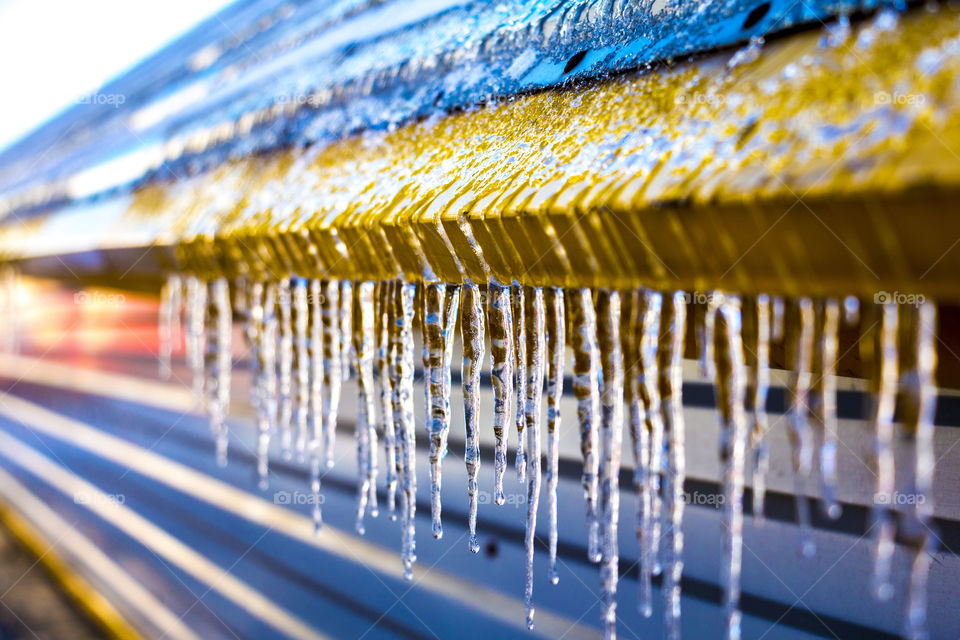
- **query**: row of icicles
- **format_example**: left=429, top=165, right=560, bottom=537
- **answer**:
left=158, top=275, right=938, bottom=640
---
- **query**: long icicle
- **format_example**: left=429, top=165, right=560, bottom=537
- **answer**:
left=322, top=280, right=342, bottom=469
left=746, top=295, right=772, bottom=521
left=570, top=288, right=602, bottom=563
left=159, top=274, right=182, bottom=380
left=523, top=286, right=545, bottom=631
left=186, top=276, right=207, bottom=405
left=246, top=281, right=264, bottom=481
left=294, top=279, right=310, bottom=460
left=714, top=297, right=748, bottom=640
left=277, top=278, right=294, bottom=458
left=308, top=279, right=324, bottom=530
left=258, top=282, right=278, bottom=489
left=870, top=299, right=900, bottom=600
left=785, top=297, right=816, bottom=558
left=903, top=301, right=937, bottom=640
left=622, top=290, right=644, bottom=607
left=596, top=290, right=624, bottom=640
left=461, top=282, right=485, bottom=553
left=545, top=288, right=565, bottom=584
left=814, top=299, right=842, bottom=520
left=425, top=283, right=448, bottom=539
left=206, top=278, right=232, bottom=467
left=442, top=286, right=461, bottom=457
left=396, top=281, right=418, bottom=580
left=378, top=281, right=397, bottom=519
left=513, top=282, right=527, bottom=483
left=637, top=289, right=663, bottom=617
left=340, top=281, right=354, bottom=381
left=660, top=291, right=687, bottom=640
left=488, top=283, right=514, bottom=505
left=422, top=285, right=431, bottom=439
left=353, top=281, right=378, bottom=534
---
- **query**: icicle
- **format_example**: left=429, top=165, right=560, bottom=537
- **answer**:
left=570, top=288, right=602, bottom=563
left=771, top=296, right=785, bottom=341
left=0, top=267, right=18, bottom=353
left=246, top=280, right=263, bottom=465
left=637, top=290, right=663, bottom=617
left=277, top=279, right=294, bottom=458
left=660, top=291, right=687, bottom=640
left=596, top=290, right=624, bottom=640
left=622, top=290, right=645, bottom=606
left=696, top=292, right=720, bottom=379
left=545, top=288, right=564, bottom=583
left=322, top=280, right=342, bottom=469
left=513, top=282, right=527, bottom=483
left=426, top=283, right=459, bottom=539
left=523, top=286, right=545, bottom=631
left=422, top=285, right=431, bottom=440
left=353, top=281, right=378, bottom=534
left=714, top=297, right=748, bottom=640
left=340, top=281, right=354, bottom=381
left=488, top=283, right=514, bottom=505
left=393, top=281, right=418, bottom=579
left=442, top=286, right=460, bottom=460
left=185, top=276, right=207, bottom=405
left=785, top=298, right=816, bottom=558
left=902, top=301, right=937, bottom=640
left=257, top=283, right=278, bottom=490
left=204, top=278, right=232, bottom=467
left=746, top=295, right=772, bottom=521
left=294, top=280, right=310, bottom=460
left=461, top=282, right=485, bottom=553
left=378, top=281, right=397, bottom=519
left=308, top=279, right=325, bottom=531
left=813, top=299, right=842, bottom=519
left=870, top=300, right=899, bottom=600
left=159, top=274, right=182, bottom=380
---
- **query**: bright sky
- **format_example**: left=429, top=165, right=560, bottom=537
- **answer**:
left=0, top=0, right=234, bottom=153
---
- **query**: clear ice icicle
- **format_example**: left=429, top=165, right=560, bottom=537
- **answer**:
left=185, top=276, right=207, bottom=405
left=714, top=298, right=748, bottom=640
left=696, top=293, right=720, bottom=379
left=257, top=282, right=278, bottom=489
left=442, top=286, right=460, bottom=459
left=461, top=282, right=485, bottom=553
left=353, top=281, right=378, bottom=534
left=545, top=288, right=564, bottom=583
left=277, top=279, right=294, bottom=458
left=902, top=301, right=937, bottom=640
left=294, top=279, right=310, bottom=459
left=309, top=279, right=325, bottom=530
left=341, top=281, right=354, bottom=381
left=378, top=281, right=397, bottom=519
left=745, top=295, right=772, bottom=521
left=814, top=299, right=842, bottom=520
left=637, top=290, right=663, bottom=617
left=513, top=282, right=527, bottom=483
left=660, top=291, right=687, bottom=640
left=322, top=281, right=342, bottom=469
left=523, top=286, right=545, bottom=631
left=869, top=300, right=899, bottom=600
left=393, top=282, right=418, bottom=579
left=570, top=288, right=602, bottom=563
left=785, top=298, right=816, bottom=558
left=596, top=290, right=624, bottom=640
left=159, top=274, right=182, bottom=380
left=205, top=278, right=232, bottom=467
left=488, top=283, right=514, bottom=505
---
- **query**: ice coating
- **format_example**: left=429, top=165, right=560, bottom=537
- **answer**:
left=352, top=281, right=378, bottom=534
left=205, top=278, right=232, bottom=467
left=377, top=281, right=397, bottom=519
left=570, top=288, right=602, bottom=563
left=277, top=278, right=294, bottom=458
left=308, top=279, right=324, bottom=530
left=785, top=297, right=816, bottom=558
left=713, top=297, right=748, bottom=640
left=813, top=299, right=841, bottom=520
left=322, top=280, right=342, bottom=469
left=870, top=300, right=900, bottom=600
left=660, top=291, right=687, bottom=640
left=394, top=282, right=418, bottom=580
left=461, top=282, right=484, bottom=553
left=522, top=286, right=545, bottom=631
left=596, top=291, right=624, bottom=640
left=487, top=283, right=513, bottom=506
left=637, top=289, right=663, bottom=617
left=545, top=288, right=564, bottom=585
left=512, top=282, right=527, bottom=484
